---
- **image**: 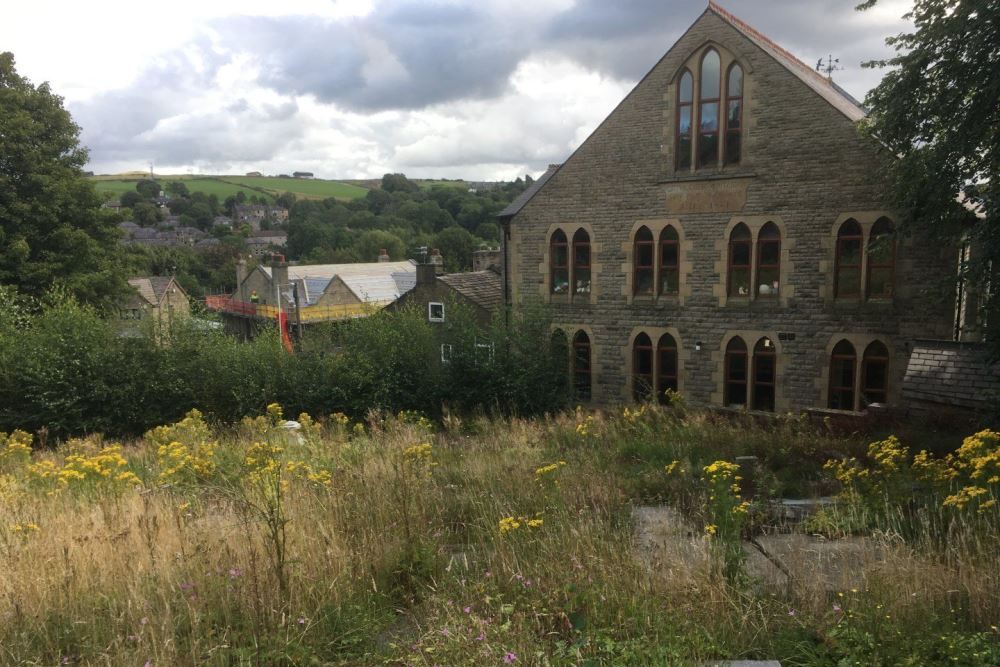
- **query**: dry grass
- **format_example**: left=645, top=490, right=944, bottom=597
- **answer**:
left=0, top=408, right=997, bottom=665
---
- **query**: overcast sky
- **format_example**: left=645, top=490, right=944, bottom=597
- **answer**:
left=3, top=0, right=912, bottom=180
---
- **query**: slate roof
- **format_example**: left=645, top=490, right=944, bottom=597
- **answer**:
left=708, top=1, right=866, bottom=121
left=439, top=270, right=503, bottom=311
left=902, top=340, right=1000, bottom=410
left=261, top=260, right=417, bottom=306
left=497, top=164, right=561, bottom=218
left=127, top=277, right=182, bottom=307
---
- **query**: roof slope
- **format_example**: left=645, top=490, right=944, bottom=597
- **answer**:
left=497, top=164, right=561, bottom=218
left=262, top=260, right=417, bottom=305
left=903, top=340, right=1000, bottom=410
left=708, top=1, right=866, bottom=121
left=439, top=270, right=503, bottom=311
left=128, top=276, right=181, bottom=306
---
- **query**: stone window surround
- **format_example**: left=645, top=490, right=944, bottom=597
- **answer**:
left=818, top=212, right=908, bottom=303
left=621, top=326, right=689, bottom=403
left=814, top=333, right=896, bottom=411
left=539, top=223, right=603, bottom=305
left=712, top=216, right=795, bottom=307
left=621, top=218, right=693, bottom=305
left=709, top=330, right=790, bottom=412
left=663, top=40, right=756, bottom=177
left=552, top=324, right=598, bottom=403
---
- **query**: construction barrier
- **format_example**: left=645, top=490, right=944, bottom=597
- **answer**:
left=205, top=295, right=393, bottom=322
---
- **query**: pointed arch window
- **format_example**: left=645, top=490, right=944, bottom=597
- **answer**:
left=756, top=222, right=781, bottom=297
left=861, top=341, right=889, bottom=406
left=659, top=226, right=680, bottom=295
left=657, top=333, right=679, bottom=402
left=677, top=70, right=694, bottom=170
left=632, top=333, right=654, bottom=401
left=829, top=340, right=857, bottom=410
left=752, top=337, right=776, bottom=411
left=572, top=229, right=591, bottom=295
left=550, top=230, right=568, bottom=294
left=724, top=337, right=748, bottom=407
left=834, top=219, right=863, bottom=298
left=727, top=223, right=752, bottom=297
left=572, top=330, right=592, bottom=401
left=698, top=49, right=721, bottom=168
left=725, top=63, right=743, bottom=164
left=634, top=226, right=655, bottom=295
left=866, top=218, right=895, bottom=299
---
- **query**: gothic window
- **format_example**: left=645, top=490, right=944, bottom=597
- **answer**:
left=861, top=340, right=889, bottom=406
left=725, top=63, right=743, bottom=164
left=677, top=70, right=694, bottom=170
left=572, top=330, right=592, bottom=401
left=550, top=229, right=569, bottom=294
left=634, top=226, right=655, bottom=295
left=698, top=49, right=721, bottom=168
left=724, top=336, right=748, bottom=407
left=829, top=340, right=857, bottom=410
left=756, top=222, right=781, bottom=297
left=727, top=223, right=752, bottom=297
left=572, top=228, right=592, bottom=296
left=752, top=337, right=776, bottom=411
left=834, top=219, right=863, bottom=298
left=633, top=333, right=654, bottom=401
left=659, top=226, right=680, bottom=295
left=657, top=333, right=679, bottom=402
left=866, top=218, right=895, bottom=299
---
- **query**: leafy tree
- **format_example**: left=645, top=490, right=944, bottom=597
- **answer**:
left=275, top=191, right=296, bottom=210
left=381, top=172, right=420, bottom=193
left=859, top=0, right=999, bottom=352
left=433, top=226, right=477, bottom=272
left=354, top=230, right=405, bottom=261
left=120, top=190, right=142, bottom=209
left=0, top=52, right=127, bottom=305
left=136, top=179, right=161, bottom=199
left=165, top=180, right=189, bottom=197
left=132, top=201, right=162, bottom=226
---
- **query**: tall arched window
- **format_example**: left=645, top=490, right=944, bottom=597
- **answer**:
left=862, top=341, right=889, bottom=406
left=698, top=49, right=721, bottom=168
left=724, top=337, right=748, bottom=407
left=660, top=226, right=680, bottom=295
left=725, top=63, right=743, bottom=164
left=866, top=218, right=895, bottom=299
left=572, top=330, right=591, bottom=401
left=752, top=337, right=776, bottom=411
left=728, top=223, right=752, bottom=297
left=657, top=333, right=678, bottom=403
left=634, top=226, right=655, bottom=295
left=633, top=333, right=654, bottom=401
left=550, top=230, right=568, bottom=294
left=677, top=70, right=694, bottom=170
left=572, top=229, right=591, bottom=296
left=756, top=222, right=781, bottom=297
left=829, top=340, right=857, bottom=410
left=834, top=219, right=863, bottom=298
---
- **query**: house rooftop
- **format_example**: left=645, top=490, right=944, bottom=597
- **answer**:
left=261, top=260, right=417, bottom=306
left=497, top=164, right=561, bottom=218
left=128, top=276, right=183, bottom=306
left=439, top=270, right=503, bottom=311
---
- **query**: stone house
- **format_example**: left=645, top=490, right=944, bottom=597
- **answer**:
left=120, top=276, right=190, bottom=333
left=391, top=251, right=503, bottom=329
left=499, top=2, right=958, bottom=412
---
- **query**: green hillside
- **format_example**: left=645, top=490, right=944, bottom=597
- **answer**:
left=89, top=174, right=370, bottom=202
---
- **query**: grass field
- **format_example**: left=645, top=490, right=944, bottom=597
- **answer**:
left=1, top=406, right=997, bottom=665
left=89, top=174, right=370, bottom=203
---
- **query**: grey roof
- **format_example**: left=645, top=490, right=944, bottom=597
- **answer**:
left=903, top=340, right=1000, bottom=410
left=708, top=2, right=865, bottom=121
left=261, top=260, right=417, bottom=306
left=497, top=164, right=561, bottom=218
left=439, top=270, right=503, bottom=311
left=128, top=276, right=184, bottom=306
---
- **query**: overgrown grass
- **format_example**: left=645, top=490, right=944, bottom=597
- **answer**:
left=0, top=406, right=997, bottom=665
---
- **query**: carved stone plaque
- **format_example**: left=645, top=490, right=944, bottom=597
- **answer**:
left=663, top=178, right=750, bottom=214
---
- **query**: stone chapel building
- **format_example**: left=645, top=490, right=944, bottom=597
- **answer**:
left=498, top=2, right=959, bottom=412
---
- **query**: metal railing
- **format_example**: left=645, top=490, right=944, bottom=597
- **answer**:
left=205, top=295, right=392, bottom=322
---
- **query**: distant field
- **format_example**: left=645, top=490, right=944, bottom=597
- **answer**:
left=89, top=174, right=370, bottom=202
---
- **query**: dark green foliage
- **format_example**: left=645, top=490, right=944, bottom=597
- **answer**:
left=0, top=294, right=569, bottom=439
left=859, top=0, right=999, bottom=355
left=135, top=179, right=161, bottom=199
left=0, top=52, right=128, bottom=306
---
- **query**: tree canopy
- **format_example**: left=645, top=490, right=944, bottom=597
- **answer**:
left=859, top=0, right=999, bottom=352
left=0, top=52, right=126, bottom=305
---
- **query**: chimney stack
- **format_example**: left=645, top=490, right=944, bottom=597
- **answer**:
left=236, top=256, right=248, bottom=301
left=473, top=247, right=501, bottom=272
left=270, top=255, right=289, bottom=306
left=378, top=248, right=390, bottom=263
left=429, top=248, right=444, bottom=275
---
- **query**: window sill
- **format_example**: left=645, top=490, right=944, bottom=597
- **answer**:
left=659, top=170, right=757, bottom=184
left=630, top=294, right=681, bottom=307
